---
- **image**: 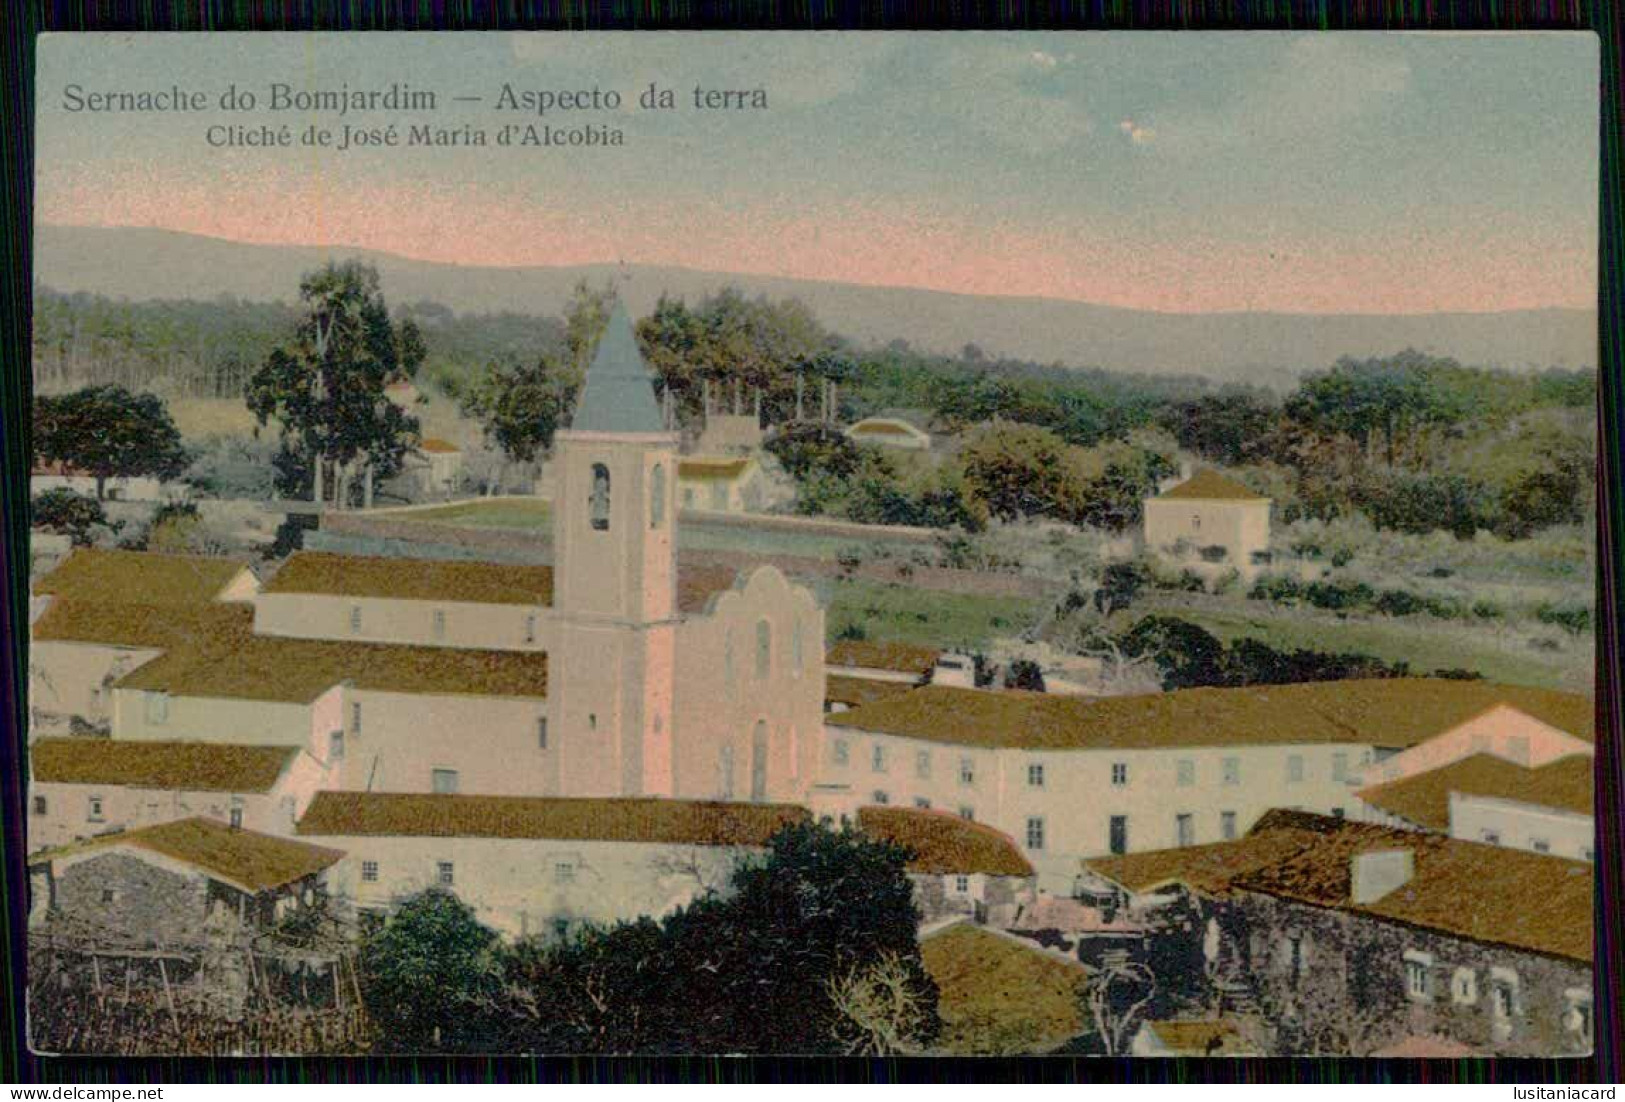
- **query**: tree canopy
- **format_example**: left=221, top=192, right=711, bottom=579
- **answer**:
left=33, top=385, right=190, bottom=499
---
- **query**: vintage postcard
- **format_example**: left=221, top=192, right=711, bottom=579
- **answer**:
left=24, top=31, right=1598, bottom=1057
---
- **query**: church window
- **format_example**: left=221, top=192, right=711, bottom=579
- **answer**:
left=793, top=619, right=804, bottom=674
left=751, top=721, right=768, bottom=802
left=590, top=464, right=611, bottom=531
left=719, top=745, right=736, bottom=800
left=756, top=620, right=772, bottom=678
left=650, top=464, right=666, bottom=528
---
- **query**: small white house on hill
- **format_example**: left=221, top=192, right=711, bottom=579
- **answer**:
left=1142, top=469, right=1271, bottom=583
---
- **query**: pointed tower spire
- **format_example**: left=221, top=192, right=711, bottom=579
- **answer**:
left=569, top=299, right=666, bottom=435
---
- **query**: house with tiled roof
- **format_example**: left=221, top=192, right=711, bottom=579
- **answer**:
left=1357, top=751, right=1594, bottom=863
left=28, top=818, right=342, bottom=946
left=296, top=792, right=809, bottom=938
left=855, top=805, right=1036, bottom=925
left=1081, top=810, right=1594, bottom=1056
left=1142, top=468, right=1272, bottom=583
left=1355, top=701, right=1594, bottom=789
left=825, top=639, right=942, bottom=685
left=676, top=455, right=769, bottom=513
left=410, top=437, right=465, bottom=498
left=817, top=679, right=1594, bottom=892
left=27, top=737, right=333, bottom=849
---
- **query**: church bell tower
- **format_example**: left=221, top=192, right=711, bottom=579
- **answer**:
left=549, top=300, right=680, bottom=796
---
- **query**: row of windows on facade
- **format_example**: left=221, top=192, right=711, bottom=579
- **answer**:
left=356, top=857, right=579, bottom=888
left=34, top=792, right=245, bottom=830
left=345, top=606, right=543, bottom=644
left=833, top=743, right=1357, bottom=788
left=1475, top=826, right=1593, bottom=863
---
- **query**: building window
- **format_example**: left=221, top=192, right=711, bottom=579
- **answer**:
left=1582, top=846, right=1594, bottom=862
left=1331, top=807, right=1345, bottom=819
left=1566, top=989, right=1592, bottom=1038
left=1287, top=934, right=1303, bottom=986
left=437, top=861, right=455, bottom=886
left=1191, top=514, right=1201, bottom=531
left=873, top=790, right=890, bottom=805
left=329, top=730, right=345, bottom=760
left=650, top=463, right=666, bottom=529
left=350, top=605, right=363, bottom=633
left=1222, top=757, right=1240, bottom=785
left=1176, top=759, right=1195, bottom=787
left=538, top=716, right=549, bottom=750
left=432, top=609, right=446, bottom=639
left=361, top=861, right=379, bottom=883
left=1028, top=763, right=1045, bottom=788
left=724, top=632, right=734, bottom=680
left=144, top=691, right=169, bottom=725
left=352, top=702, right=363, bottom=735
left=959, top=806, right=975, bottom=822
left=1109, top=815, right=1128, bottom=855
left=1176, top=813, right=1194, bottom=848
left=87, top=796, right=104, bottom=822
left=589, top=463, right=611, bottom=531
left=1532, top=838, right=1551, bottom=854
left=756, top=620, right=772, bottom=679
left=1026, top=817, right=1045, bottom=851
left=1111, top=762, right=1128, bottom=787
left=588, top=713, right=597, bottom=731
left=793, top=620, right=804, bottom=674
left=31, top=795, right=45, bottom=816
left=1220, top=811, right=1237, bottom=840
left=1490, top=969, right=1518, bottom=1019
left=101, top=888, right=118, bottom=905
left=914, top=797, right=932, bottom=810
left=871, top=744, right=887, bottom=773
left=954, top=875, right=970, bottom=894
left=1481, top=829, right=1501, bottom=845
left=1287, top=755, right=1304, bottom=783
left=1452, top=968, right=1477, bottom=1005
left=524, top=613, right=537, bottom=644
left=916, top=750, right=932, bottom=779
left=432, top=769, right=460, bottom=795
left=832, top=738, right=849, bottom=766
left=229, top=807, right=243, bottom=829
left=959, top=758, right=975, bottom=786
left=1332, top=752, right=1349, bottom=782
left=719, top=745, right=735, bottom=800
left=1404, top=951, right=1433, bottom=1001
left=555, top=861, right=576, bottom=885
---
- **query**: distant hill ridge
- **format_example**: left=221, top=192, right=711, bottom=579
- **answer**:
left=36, top=224, right=1595, bottom=387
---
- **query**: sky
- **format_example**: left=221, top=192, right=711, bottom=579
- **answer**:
left=36, top=32, right=1599, bottom=314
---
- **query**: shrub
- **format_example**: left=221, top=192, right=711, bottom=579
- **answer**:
left=32, top=488, right=108, bottom=546
left=1535, top=603, right=1591, bottom=635
left=1471, top=599, right=1504, bottom=621
left=1330, top=548, right=1355, bottom=568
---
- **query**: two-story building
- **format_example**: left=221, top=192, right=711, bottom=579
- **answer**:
left=1142, top=469, right=1271, bottom=584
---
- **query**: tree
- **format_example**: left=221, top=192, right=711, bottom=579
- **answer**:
left=31, top=488, right=108, bottom=546
left=765, top=420, right=864, bottom=481
left=1080, top=956, right=1157, bottom=1056
left=1004, top=658, right=1047, bottom=692
left=359, top=889, right=504, bottom=1053
left=1118, top=615, right=1228, bottom=689
left=33, top=386, right=190, bottom=500
left=245, top=261, right=420, bottom=507
left=956, top=423, right=1084, bottom=522
left=825, top=952, right=939, bottom=1055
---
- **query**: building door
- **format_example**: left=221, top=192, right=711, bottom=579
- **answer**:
left=1109, top=815, right=1128, bottom=855
left=1176, top=813, right=1194, bottom=847
left=750, top=721, right=768, bottom=802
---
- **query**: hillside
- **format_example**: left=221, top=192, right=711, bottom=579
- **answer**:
left=36, top=225, right=1595, bottom=387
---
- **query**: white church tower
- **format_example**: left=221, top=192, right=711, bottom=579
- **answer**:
left=549, top=300, right=681, bottom=797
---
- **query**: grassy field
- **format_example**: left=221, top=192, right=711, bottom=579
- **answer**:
left=1139, top=591, right=1592, bottom=693
left=825, top=577, right=1045, bottom=651
left=921, top=924, right=1086, bottom=1055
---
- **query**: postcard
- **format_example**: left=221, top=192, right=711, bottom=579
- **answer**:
left=24, top=31, right=1598, bottom=1056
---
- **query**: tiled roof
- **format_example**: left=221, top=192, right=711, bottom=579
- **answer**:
left=31, top=818, right=342, bottom=894
left=828, top=679, right=1593, bottom=751
left=1358, top=753, right=1594, bottom=829
left=297, top=792, right=809, bottom=846
left=419, top=438, right=462, bottom=454
left=675, top=564, right=743, bottom=615
left=921, top=924, right=1086, bottom=1054
left=1155, top=469, right=1268, bottom=502
left=857, top=805, right=1034, bottom=877
left=678, top=458, right=752, bottom=480
left=1085, top=825, right=1327, bottom=896
left=117, top=625, right=549, bottom=703
left=1089, top=809, right=1592, bottom=963
left=34, top=549, right=250, bottom=605
left=826, top=640, right=941, bottom=677
left=31, top=599, right=254, bottom=649
left=30, top=739, right=297, bottom=793
left=826, top=675, right=917, bottom=710
left=264, top=552, right=553, bottom=605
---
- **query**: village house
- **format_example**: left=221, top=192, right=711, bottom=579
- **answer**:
left=693, top=412, right=764, bottom=455
left=825, top=639, right=942, bottom=687
left=845, top=417, right=931, bottom=451
left=1082, top=810, right=1594, bottom=1056
left=1354, top=701, right=1594, bottom=788
left=409, top=437, right=464, bottom=498
left=1142, top=469, right=1272, bottom=583
left=1355, top=753, right=1593, bottom=862
left=295, top=791, right=808, bottom=939
left=29, top=550, right=259, bottom=736
left=675, top=456, right=769, bottom=513
left=28, top=738, right=335, bottom=850
left=853, top=805, right=1036, bottom=926
left=818, top=678, right=1593, bottom=894
left=29, top=817, right=342, bottom=944
left=32, top=460, right=191, bottom=504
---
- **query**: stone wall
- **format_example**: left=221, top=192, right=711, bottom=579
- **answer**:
left=54, top=852, right=209, bottom=946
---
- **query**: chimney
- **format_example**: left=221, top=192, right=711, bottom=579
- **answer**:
left=1350, top=849, right=1414, bottom=905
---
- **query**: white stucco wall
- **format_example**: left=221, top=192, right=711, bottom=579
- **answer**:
left=338, top=688, right=553, bottom=796
left=309, top=834, right=760, bottom=939
left=113, top=686, right=334, bottom=750
left=1449, top=793, right=1594, bottom=862
left=29, top=640, right=164, bottom=731
left=1143, top=497, right=1271, bottom=577
left=253, top=592, right=552, bottom=652
left=1359, top=706, right=1593, bottom=787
